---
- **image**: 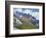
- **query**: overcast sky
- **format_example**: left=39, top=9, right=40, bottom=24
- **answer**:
left=13, top=8, right=39, bottom=20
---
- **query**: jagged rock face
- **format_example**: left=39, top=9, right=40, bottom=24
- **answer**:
left=13, top=17, right=22, bottom=26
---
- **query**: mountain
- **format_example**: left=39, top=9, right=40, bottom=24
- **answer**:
left=14, top=11, right=39, bottom=26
